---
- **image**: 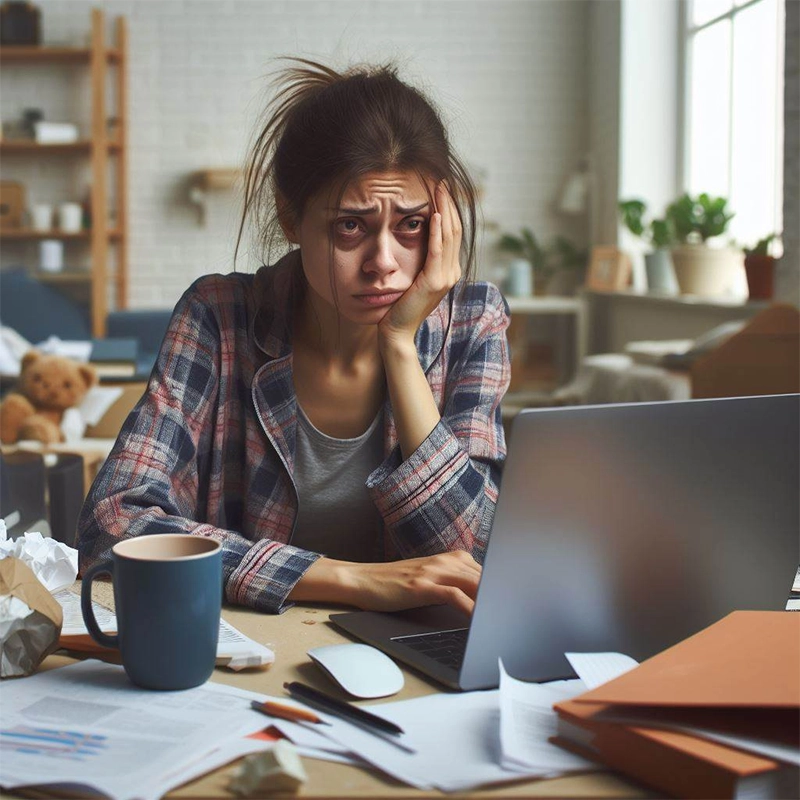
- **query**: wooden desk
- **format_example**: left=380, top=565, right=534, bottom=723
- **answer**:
left=10, top=589, right=655, bottom=799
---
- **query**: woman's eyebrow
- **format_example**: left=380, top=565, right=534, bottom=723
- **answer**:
left=330, top=202, right=430, bottom=215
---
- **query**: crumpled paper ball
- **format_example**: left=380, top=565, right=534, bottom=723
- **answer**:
left=0, top=557, right=63, bottom=677
left=0, top=520, right=78, bottom=593
left=229, top=739, right=308, bottom=797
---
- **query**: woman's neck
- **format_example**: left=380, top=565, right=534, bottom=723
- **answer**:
left=294, top=284, right=380, bottom=366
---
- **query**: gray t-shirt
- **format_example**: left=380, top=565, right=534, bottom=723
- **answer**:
left=290, top=404, right=384, bottom=562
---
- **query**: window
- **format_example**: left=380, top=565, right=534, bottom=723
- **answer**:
left=683, top=0, right=784, bottom=248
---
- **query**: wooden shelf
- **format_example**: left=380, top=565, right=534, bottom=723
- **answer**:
left=0, top=141, right=121, bottom=154
left=1, top=229, right=90, bottom=241
left=0, top=46, right=120, bottom=63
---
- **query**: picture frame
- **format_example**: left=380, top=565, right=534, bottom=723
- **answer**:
left=586, top=246, right=632, bottom=292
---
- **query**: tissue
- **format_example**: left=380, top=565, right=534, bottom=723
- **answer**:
left=228, top=740, right=307, bottom=796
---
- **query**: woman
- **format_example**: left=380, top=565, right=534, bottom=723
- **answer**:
left=77, top=60, right=511, bottom=615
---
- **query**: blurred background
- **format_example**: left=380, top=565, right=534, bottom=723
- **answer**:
left=0, top=0, right=797, bottom=418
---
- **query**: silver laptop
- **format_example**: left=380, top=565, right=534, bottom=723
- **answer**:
left=331, top=394, right=800, bottom=691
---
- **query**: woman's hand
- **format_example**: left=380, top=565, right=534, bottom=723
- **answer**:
left=378, top=181, right=462, bottom=346
left=288, top=550, right=482, bottom=616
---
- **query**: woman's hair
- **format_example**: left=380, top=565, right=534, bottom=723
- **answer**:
left=235, top=58, right=479, bottom=283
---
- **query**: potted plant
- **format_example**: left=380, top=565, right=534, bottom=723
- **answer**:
left=665, top=193, right=740, bottom=297
left=496, top=229, right=587, bottom=296
left=743, top=233, right=779, bottom=300
left=544, top=235, right=588, bottom=296
left=496, top=227, right=546, bottom=295
left=618, top=199, right=677, bottom=294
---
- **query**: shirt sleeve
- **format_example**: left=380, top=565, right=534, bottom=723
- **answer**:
left=76, top=281, right=321, bottom=614
left=366, top=284, right=511, bottom=562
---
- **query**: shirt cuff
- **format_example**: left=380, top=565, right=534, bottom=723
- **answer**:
left=226, top=539, right=322, bottom=614
left=366, top=419, right=468, bottom=526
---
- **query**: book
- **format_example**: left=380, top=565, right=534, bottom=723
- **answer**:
left=552, top=706, right=798, bottom=800
left=90, top=337, right=138, bottom=378
left=553, top=612, right=800, bottom=798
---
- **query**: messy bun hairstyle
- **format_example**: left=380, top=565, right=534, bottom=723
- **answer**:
left=235, top=58, right=479, bottom=283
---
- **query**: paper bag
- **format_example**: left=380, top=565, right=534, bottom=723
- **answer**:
left=0, top=557, right=63, bottom=677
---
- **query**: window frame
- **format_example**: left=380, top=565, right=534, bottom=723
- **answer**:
left=678, top=0, right=785, bottom=243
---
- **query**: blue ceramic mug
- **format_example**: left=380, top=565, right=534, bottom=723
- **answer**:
left=81, top=534, right=222, bottom=690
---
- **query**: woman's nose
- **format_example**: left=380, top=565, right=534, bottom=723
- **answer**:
left=363, top=230, right=398, bottom=275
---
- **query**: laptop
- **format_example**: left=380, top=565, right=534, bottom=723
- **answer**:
left=331, top=394, right=800, bottom=691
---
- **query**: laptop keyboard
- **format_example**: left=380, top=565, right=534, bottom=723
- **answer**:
left=391, top=627, right=469, bottom=670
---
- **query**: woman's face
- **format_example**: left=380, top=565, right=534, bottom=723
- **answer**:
left=287, top=170, right=434, bottom=325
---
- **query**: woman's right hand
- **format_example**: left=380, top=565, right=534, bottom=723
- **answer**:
left=288, top=550, right=482, bottom=616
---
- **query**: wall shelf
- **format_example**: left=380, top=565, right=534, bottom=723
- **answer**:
left=0, top=46, right=120, bottom=63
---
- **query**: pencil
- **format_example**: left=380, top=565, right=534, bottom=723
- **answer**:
left=250, top=699, right=330, bottom=725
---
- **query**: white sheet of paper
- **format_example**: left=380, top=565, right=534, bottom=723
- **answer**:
left=0, top=660, right=272, bottom=800
left=498, top=660, right=594, bottom=774
left=78, top=386, right=125, bottom=426
left=564, top=651, right=639, bottom=689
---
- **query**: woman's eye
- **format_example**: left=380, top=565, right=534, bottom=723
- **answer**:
left=335, top=219, right=361, bottom=235
left=402, top=218, right=426, bottom=233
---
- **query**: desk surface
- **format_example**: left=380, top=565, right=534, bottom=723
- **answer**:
left=9, top=586, right=656, bottom=799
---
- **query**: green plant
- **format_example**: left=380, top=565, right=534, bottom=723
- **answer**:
left=496, top=229, right=587, bottom=278
left=743, top=233, right=779, bottom=257
left=496, top=227, right=546, bottom=273
left=665, top=193, right=734, bottom=243
left=618, top=199, right=675, bottom=249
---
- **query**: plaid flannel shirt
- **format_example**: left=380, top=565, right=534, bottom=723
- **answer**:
left=77, top=251, right=511, bottom=613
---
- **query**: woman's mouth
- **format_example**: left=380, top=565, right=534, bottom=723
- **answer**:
left=353, top=290, right=404, bottom=307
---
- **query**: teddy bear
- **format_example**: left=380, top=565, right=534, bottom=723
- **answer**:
left=0, top=351, right=98, bottom=445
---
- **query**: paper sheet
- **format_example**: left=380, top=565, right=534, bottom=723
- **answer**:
left=498, top=661, right=593, bottom=774
left=564, top=652, right=639, bottom=690
left=54, top=589, right=275, bottom=670
left=0, top=660, right=273, bottom=800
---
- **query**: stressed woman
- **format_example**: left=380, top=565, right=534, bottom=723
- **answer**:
left=77, top=61, right=511, bottom=615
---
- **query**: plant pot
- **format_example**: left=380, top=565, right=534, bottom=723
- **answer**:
left=546, top=268, right=585, bottom=297
left=644, top=249, right=678, bottom=295
left=744, top=254, right=775, bottom=300
left=670, top=244, right=743, bottom=298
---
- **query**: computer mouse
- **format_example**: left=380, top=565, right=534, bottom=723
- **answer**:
left=307, top=643, right=405, bottom=699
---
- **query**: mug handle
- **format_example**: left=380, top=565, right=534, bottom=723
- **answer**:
left=81, top=560, right=119, bottom=650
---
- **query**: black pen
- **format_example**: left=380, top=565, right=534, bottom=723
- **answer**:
left=283, top=680, right=405, bottom=736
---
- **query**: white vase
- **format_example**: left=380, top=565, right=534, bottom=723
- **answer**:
left=670, top=245, right=743, bottom=298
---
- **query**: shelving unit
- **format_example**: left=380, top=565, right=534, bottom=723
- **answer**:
left=0, top=8, right=127, bottom=336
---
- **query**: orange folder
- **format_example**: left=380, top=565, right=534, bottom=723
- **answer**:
left=574, top=611, right=800, bottom=709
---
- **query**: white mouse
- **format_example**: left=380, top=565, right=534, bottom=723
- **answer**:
left=307, top=643, right=405, bottom=699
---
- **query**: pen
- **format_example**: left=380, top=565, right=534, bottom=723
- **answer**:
left=283, top=681, right=405, bottom=736
left=250, top=699, right=331, bottom=726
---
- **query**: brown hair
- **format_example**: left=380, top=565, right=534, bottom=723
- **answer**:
left=235, top=58, right=479, bottom=283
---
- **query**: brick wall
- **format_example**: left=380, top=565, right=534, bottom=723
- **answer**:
left=0, top=0, right=591, bottom=309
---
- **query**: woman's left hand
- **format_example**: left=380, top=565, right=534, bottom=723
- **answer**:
left=378, top=181, right=462, bottom=345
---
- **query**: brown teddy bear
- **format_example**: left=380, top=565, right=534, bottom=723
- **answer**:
left=0, top=351, right=98, bottom=445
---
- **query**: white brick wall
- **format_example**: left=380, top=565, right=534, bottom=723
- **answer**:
left=1, top=0, right=591, bottom=310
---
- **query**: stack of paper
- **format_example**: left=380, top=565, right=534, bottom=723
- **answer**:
left=261, top=654, right=634, bottom=792
left=552, top=612, right=800, bottom=799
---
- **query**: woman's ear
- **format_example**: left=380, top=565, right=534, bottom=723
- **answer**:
left=275, top=191, right=298, bottom=243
